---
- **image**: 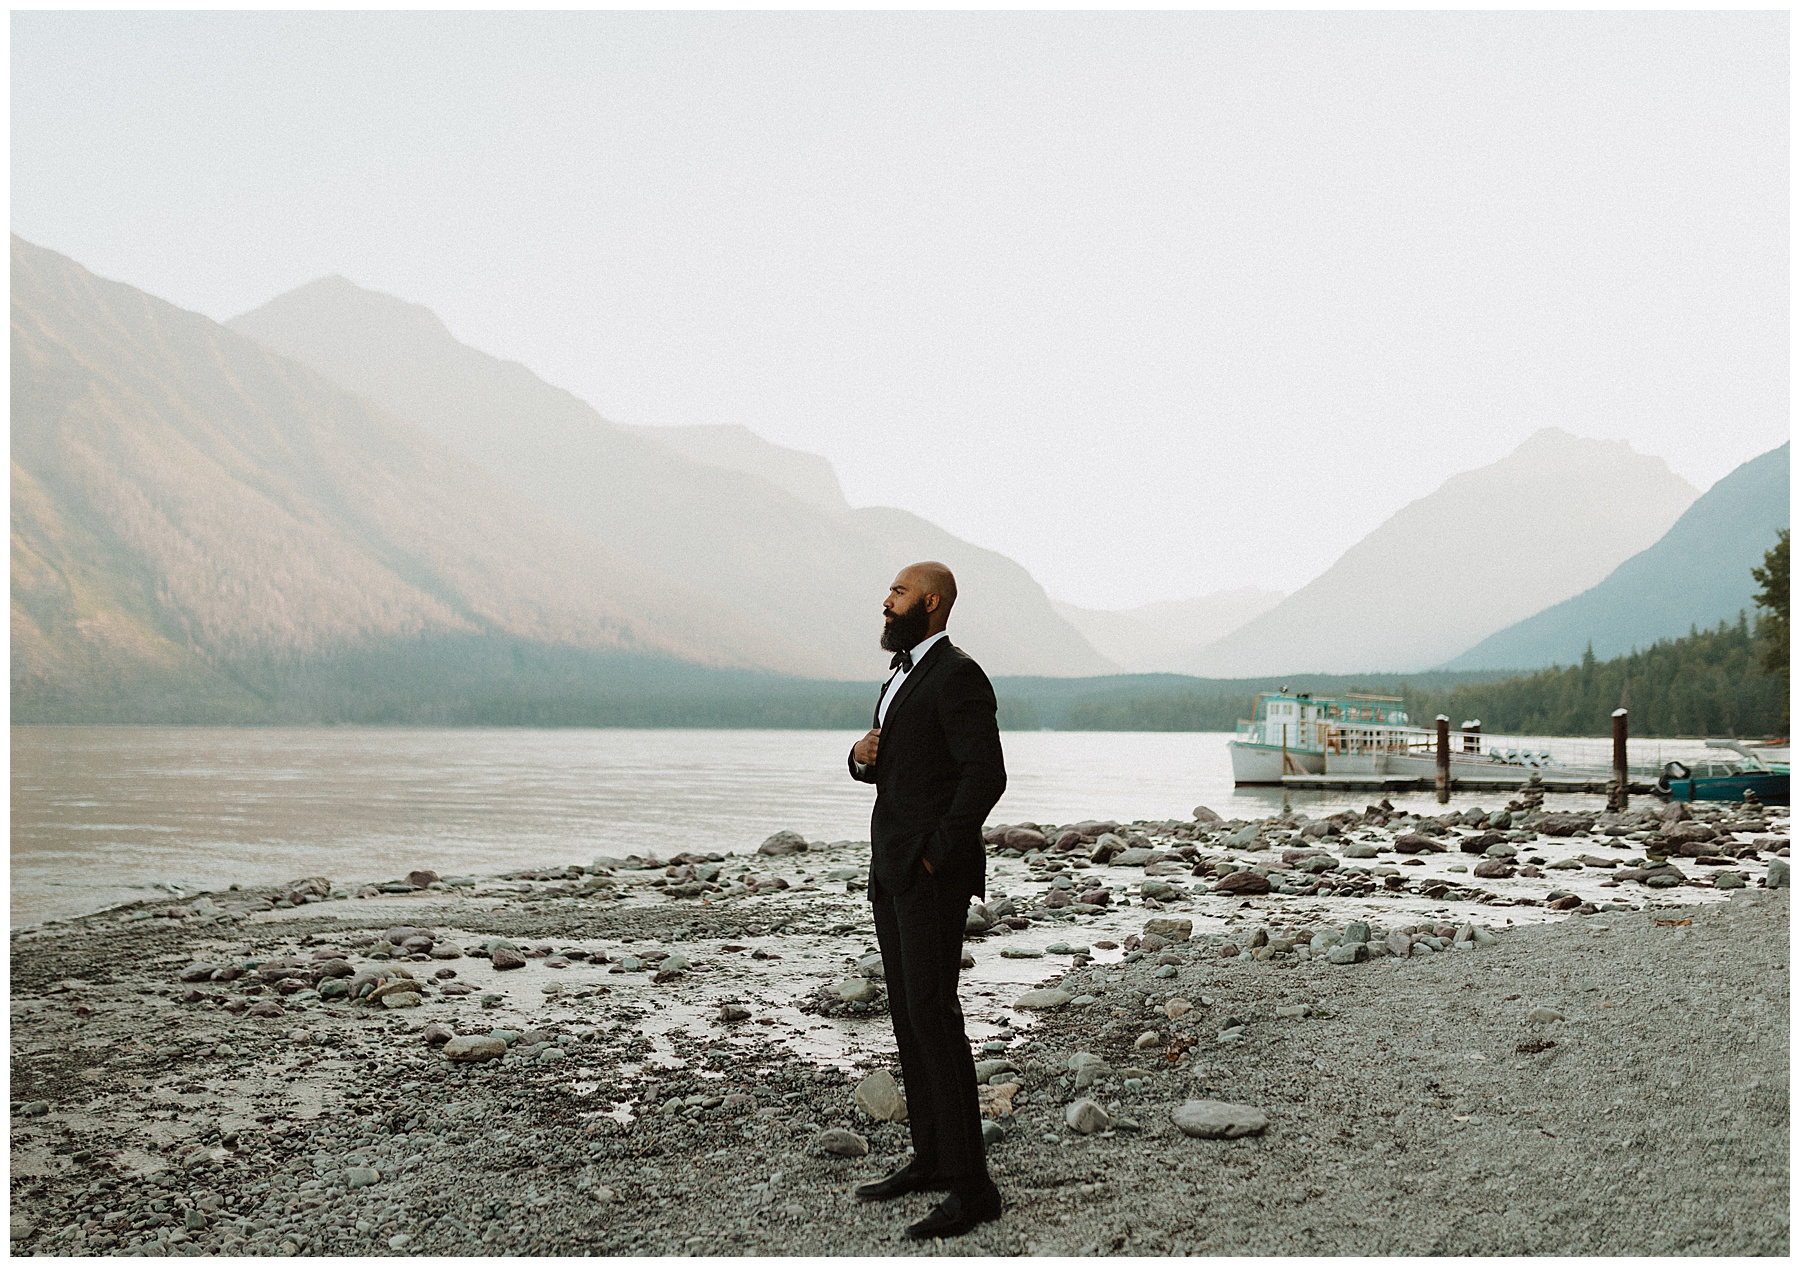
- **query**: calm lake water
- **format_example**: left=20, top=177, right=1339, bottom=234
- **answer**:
left=10, top=727, right=1717, bottom=924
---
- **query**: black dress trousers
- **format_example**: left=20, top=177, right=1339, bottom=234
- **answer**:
left=870, top=870, right=987, bottom=1183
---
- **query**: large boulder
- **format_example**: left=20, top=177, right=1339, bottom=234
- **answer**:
left=1064, top=1099, right=1111, bottom=1135
left=836, top=978, right=879, bottom=1004
left=1192, top=805, right=1224, bottom=825
left=1142, top=917, right=1192, bottom=942
left=1072, top=820, right=1121, bottom=836
left=816, top=1128, right=870, bottom=1158
left=1222, top=825, right=1262, bottom=850
left=1212, top=871, right=1271, bottom=895
left=1538, top=815, right=1596, bottom=838
left=853, top=1070, right=908, bottom=1122
left=758, top=831, right=808, bottom=856
left=443, top=1035, right=505, bottom=1062
left=1393, top=834, right=1446, bottom=854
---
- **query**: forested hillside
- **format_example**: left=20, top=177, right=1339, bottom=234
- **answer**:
left=1408, top=617, right=1786, bottom=738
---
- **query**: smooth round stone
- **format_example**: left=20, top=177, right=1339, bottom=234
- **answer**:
left=1171, top=1099, right=1269, bottom=1139
left=836, top=978, right=879, bottom=1004
left=1064, top=1098, right=1111, bottom=1134
left=815, top=1128, right=869, bottom=1158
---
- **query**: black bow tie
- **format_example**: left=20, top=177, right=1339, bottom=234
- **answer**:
left=890, top=648, right=914, bottom=673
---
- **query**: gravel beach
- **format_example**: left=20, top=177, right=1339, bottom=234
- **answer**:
left=10, top=794, right=1789, bottom=1256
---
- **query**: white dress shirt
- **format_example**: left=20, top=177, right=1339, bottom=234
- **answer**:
left=877, top=630, right=949, bottom=727
left=854, top=630, right=949, bottom=776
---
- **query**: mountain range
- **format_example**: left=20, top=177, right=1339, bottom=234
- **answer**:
left=1182, top=428, right=1700, bottom=676
left=14, top=234, right=1778, bottom=723
left=1443, top=441, right=1790, bottom=669
left=227, top=275, right=1112, bottom=680
left=11, top=236, right=832, bottom=719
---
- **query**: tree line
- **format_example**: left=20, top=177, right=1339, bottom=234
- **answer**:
left=1405, top=614, right=1785, bottom=738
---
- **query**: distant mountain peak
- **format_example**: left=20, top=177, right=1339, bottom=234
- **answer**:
left=1508, top=426, right=1656, bottom=463
left=1443, top=442, right=1790, bottom=670
left=242, top=274, right=457, bottom=343
left=1182, top=430, right=1700, bottom=676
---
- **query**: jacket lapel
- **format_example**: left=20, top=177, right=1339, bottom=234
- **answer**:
left=881, top=637, right=951, bottom=727
left=873, top=670, right=899, bottom=728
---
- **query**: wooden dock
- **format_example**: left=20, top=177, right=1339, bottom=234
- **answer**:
left=1280, top=773, right=1658, bottom=794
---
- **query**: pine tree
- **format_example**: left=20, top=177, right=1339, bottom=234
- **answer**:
left=1752, top=528, right=1788, bottom=679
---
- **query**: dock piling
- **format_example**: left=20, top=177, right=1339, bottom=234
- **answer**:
left=1611, top=708, right=1629, bottom=810
left=1435, top=715, right=1450, bottom=804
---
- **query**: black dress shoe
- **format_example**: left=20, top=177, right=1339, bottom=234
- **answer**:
left=854, top=1162, right=944, bottom=1201
left=905, top=1179, right=1002, bottom=1239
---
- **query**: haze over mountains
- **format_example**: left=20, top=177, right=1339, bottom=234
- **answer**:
left=1444, top=442, right=1790, bottom=670
left=1183, top=429, right=1700, bottom=676
left=11, top=236, right=832, bottom=719
left=623, top=424, right=851, bottom=514
left=14, top=235, right=1776, bottom=725
left=229, top=276, right=1113, bottom=680
left=1054, top=589, right=1286, bottom=674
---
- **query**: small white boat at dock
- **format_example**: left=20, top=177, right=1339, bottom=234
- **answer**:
left=1229, top=688, right=1608, bottom=789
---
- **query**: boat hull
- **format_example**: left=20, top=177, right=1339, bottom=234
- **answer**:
left=1662, top=771, right=1789, bottom=805
left=1229, top=741, right=1323, bottom=785
left=1321, top=751, right=1588, bottom=785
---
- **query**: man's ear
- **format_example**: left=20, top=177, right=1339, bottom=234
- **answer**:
left=924, top=593, right=939, bottom=613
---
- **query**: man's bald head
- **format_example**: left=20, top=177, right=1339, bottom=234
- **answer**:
left=881, top=562, right=958, bottom=651
left=901, top=562, right=958, bottom=615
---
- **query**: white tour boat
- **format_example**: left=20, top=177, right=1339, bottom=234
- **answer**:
left=1228, top=689, right=1571, bottom=786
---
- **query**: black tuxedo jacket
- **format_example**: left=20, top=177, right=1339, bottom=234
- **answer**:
left=848, top=637, right=1007, bottom=901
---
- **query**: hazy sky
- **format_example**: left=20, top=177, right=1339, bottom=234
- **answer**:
left=12, top=11, right=1788, bottom=609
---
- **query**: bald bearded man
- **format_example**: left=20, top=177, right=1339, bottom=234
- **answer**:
left=848, top=562, right=1007, bottom=1239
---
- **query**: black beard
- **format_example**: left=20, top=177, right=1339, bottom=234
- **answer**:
left=881, top=602, right=931, bottom=653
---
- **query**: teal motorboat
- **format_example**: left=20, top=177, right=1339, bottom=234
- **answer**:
left=1656, top=740, right=1789, bottom=805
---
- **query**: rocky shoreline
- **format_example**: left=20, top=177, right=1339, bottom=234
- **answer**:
left=10, top=793, right=1789, bottom=1255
